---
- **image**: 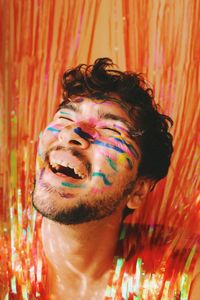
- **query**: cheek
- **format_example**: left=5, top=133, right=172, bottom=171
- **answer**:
left=39, top=121, right=62, bottom=150
left=92, top=137, right=136, bottom=172
left=91, top=147, right=133, bottom=189
left=36, top=122, right=62, bottom=170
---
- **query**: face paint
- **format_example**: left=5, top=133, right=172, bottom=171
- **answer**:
left=59, top=111, right=73, bottom=116
left=106, top=157, right=117, bottom=171
left=92, top=172, right=112, bottom=186
left=117, top=153, right=133, bottom=170
left=39, top=168, right=45, bottom=180
left=113, top=137, right=139, bottom=160
left=46, top=126, right=61, bottom=133
left=113, top=124, right=129, bottom=134
left=98, top=148, right=116, bottom=160
left=36, top=153, right=44, bottom=171
left=74, top=127, right=94, bottom=140
left=91, top=140, right=126, bottom=154
left=61, top=182, right=86, bottom=188
left=33, top=97, right=141, bottom=225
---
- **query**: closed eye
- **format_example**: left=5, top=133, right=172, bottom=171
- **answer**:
left=59, top=117, right=74, bottom=122
left=101, top=127, right=121, bottom=135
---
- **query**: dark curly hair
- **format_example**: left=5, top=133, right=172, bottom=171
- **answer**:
left=60, top=58, right=173, bottom=183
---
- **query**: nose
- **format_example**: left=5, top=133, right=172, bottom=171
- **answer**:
left=58, top=123, right=93, bottom=149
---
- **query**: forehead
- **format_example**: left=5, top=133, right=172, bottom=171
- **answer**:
left=57, top=96, right=132, bottom=122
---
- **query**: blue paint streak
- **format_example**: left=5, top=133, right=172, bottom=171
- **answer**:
left=37, top=147, right=43, bottom=157
left=91, top=140, right=124, bottom=153
left=92, top=172, right=112, bottom=186
left=47, top=127, right=61, bottom=133
left=74, top=127, right=93, bottom=140
left=113, top=137, right=139, bottom=159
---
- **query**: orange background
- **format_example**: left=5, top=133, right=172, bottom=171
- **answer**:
left=0, top=0, right=199, bottom=296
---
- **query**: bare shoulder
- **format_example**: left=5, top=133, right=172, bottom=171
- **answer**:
left=189, top=257, right=200, bottom=300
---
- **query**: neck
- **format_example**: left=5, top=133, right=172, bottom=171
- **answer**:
left=41, top=210, right=123, bottom=282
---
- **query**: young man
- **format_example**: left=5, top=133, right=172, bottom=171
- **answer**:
left=32, top=58, right=198, bottom=299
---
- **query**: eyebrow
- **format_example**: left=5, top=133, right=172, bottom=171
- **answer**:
left=98, top=111, right=132, bottom=130
left=59, top=102, right=80, bottom=113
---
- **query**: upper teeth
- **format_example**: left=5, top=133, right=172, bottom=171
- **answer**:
left=50, top=159, right=85, bottom=179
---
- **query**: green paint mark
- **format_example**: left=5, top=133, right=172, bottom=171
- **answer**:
left=92, top=172, right=112, bottom=186
left=106, top=157, right=117, bottom=171
left=61, top=182, right=85, bottom=188
left=60, top=111, right=72, bottom=115
left=47, top=127, right=61, bottom=133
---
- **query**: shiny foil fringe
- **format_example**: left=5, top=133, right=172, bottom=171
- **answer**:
left=1, top=0, right=199, bottom=299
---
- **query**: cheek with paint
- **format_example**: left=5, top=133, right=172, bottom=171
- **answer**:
left=44, top=121, right=62, bottom=136
left=91, top=147, right=119, bottom=189
left=38, top=120, right=64, bottom=156
left=36, top=131, right=46, bottom=175
left=36, top=123, right=61, bottom=174
left=91, top=136, right=137, bottom=171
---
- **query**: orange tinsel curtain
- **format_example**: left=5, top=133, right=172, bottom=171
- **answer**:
left=0, top=0, right=199, bottom=297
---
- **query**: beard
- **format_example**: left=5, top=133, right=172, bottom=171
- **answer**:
left=32, top=175, right=135, bottom=225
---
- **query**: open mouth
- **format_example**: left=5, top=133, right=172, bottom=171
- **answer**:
left=49, top=160, right=85, bottom=180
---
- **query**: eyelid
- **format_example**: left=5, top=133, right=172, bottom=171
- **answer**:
left=58, top=116, right=74, bottom=121
left=101, top=127, right=121, bottom=135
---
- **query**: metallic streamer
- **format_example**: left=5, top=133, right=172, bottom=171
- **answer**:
left=1, top=0, right=199, bottom=298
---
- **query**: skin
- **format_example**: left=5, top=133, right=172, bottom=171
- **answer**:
left=33, top=96, right=152, bottom=299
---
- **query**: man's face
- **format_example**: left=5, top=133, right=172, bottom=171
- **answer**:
left=33, top=96, right=141, bottom=224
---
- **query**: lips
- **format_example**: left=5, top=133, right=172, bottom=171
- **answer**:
left=49, top=160, right=85, bottom=179
left=47, top=150, right=88, bottom=181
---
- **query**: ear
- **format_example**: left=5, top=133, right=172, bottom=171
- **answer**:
left=126, top=178, right=154, bottom=209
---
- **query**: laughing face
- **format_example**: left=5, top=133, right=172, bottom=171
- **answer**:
left=32, top=96, right=141, bottom=224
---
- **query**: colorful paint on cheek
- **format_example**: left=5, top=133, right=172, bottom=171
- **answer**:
left=39, top=168, right=45, bottom=180
left=117, top=153, right=133, bottom=170
left=37, top=145, right=44, bottom=158
left=74, top=127, right=94, bottom=140
left=59, top=111, right=72, bottom=116
left=46, top=126, right=61, bottom=133
left=61, top=182, right=85, bottom=188
left=92, top=139, right=133, bottom=170
left=98, top=148, right=116, bottom=160
left=113, top=124, right=128, bottom=134
left=91, top=140, right=125, bottom=154
left=106, top=157, right=117, bottom=171
left=113, top=137, right=139, bottom=160
left=92, top=172, right=112, bottom=186
left=36, top=153, right=44, bottom=170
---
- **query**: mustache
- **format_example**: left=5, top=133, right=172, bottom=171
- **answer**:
left=44, top=145, right=92, bottom=173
